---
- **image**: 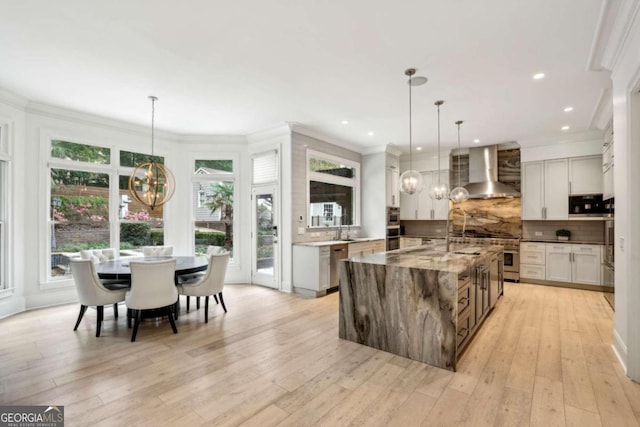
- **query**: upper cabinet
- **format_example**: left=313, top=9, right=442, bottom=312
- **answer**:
left=386, top=166, right=399, bottom=207
left=603, top=120, right=614, bottom=200
left=569, top=156, right=602, bottom=195
left=522, top=159, right=569, bottom=220
left=400, top=169, right=449, bottom=220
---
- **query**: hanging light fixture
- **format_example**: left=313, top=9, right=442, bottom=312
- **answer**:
left=399, top=68, right=426, bottom=195
left=128, top=96, right=175, bottom=210
left=450, top=120, right=470, bottom=203
left=430, top=100, right=449, bottom=200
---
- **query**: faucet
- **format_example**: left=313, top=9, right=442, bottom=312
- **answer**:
left=335, top=222, right=342, bottom=240
left=445, top=207, right=467, bottom=252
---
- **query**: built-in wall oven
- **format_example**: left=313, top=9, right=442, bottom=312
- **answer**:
left=387, top=225, right=400, bottom=251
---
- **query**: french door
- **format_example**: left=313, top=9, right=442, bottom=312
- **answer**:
left=252, top=185, right=278, bottom=288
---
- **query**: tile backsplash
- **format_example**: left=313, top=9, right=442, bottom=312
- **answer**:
left=522, top=220, right=604, bottom=243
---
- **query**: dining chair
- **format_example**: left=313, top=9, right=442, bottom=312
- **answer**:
left=178, top=252, right=229, bottom=323
left=176, top=246, right=228, bottom=310
left=126, top=259, right=178, bottom=342
left=142, top=245, right=174, bottom=257
left=80, top=248, right=129, bottom=289
left=69, top=259, right=127, bottom=337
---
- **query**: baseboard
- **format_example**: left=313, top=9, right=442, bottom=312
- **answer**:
left=612, top=328, right=628, bottom=373
left=519, top=278, right=605, bottom=292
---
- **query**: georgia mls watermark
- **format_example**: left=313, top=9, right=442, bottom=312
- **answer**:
left=0, top=405, right=64, bottom=427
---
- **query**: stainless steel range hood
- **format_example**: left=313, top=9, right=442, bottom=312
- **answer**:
left=463, top=145, right=520, bottom=199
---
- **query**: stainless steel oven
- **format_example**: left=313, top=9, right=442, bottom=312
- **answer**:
left=387, top=207, right=400, bottom=226
left=387, top=225, right=400, bottom=251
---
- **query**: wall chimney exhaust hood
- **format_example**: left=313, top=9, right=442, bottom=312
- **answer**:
left=463, top=145, right=520, bottom=199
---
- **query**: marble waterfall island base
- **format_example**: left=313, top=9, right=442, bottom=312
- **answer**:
left=338, top=245, right=503, bottom=371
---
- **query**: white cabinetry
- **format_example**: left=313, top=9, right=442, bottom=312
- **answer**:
left=522, top=159, right=568, bottom=220
left=293, top=245, right=331, bottom=292
left=520, top=242, right=546, bottom=280
left=386, top=166, right=399, bottom=208
left=400, top=170, right=449, bottom=220
left=545, top=243, right=601, bottom=285
left=569, top=156, right=603, bottom=195
left=603, top=121, right=614, bottom=200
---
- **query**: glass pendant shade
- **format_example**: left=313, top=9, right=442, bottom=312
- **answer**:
left=430, top=182, right=449, bottom=200
left=400, top=169, right=424, bottom=195
left=450, top=186, right=469, bottom=203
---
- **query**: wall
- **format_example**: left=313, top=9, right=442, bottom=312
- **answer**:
left=290, top=131, right=362, bottom=243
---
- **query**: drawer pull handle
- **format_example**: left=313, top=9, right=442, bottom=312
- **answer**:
left=458, top=327, right=468, bottom=337
left=458, top=297, right=468, bottom=304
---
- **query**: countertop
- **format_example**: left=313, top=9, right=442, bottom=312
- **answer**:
left=293, top=237, right=385, bottom=247
left=346, top=243, right=503, bottom=274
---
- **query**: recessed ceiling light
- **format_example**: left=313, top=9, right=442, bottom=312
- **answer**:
left=367, top=131, right=375, bottom=136
left=561, top=125, right=570, bottom=131
left=563, top=106, right=574, bottom=112
left=533, top=72, right=545, bottom=80
left=473, top=139, right=480, bottom=143
left=341, top=120, right=349, bottom=125
left=416, top=147, right=422, bottom=151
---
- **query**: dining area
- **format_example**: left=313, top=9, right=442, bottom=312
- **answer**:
left=69, top=245, right=230, bottom=342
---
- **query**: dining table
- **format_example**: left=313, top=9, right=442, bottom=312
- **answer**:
left=95, top=255, right=208, bottom=285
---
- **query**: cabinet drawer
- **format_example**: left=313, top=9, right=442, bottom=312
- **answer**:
left=521, top=242, right=546, bottom=252
left=546, top=244, right=572, bottom=254
left=571, top=244, right=600, bottom=254
left=521, top=251, right=545, bottom=265
left=458, top=284, right=471, bottom=314
left=457, top=310, right=471, bottom=348
left=521, top=264, right=546, bottom=280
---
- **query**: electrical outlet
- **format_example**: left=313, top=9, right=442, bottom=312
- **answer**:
left=620, top=236, right=625, bottom=251
left=535, top=231, right=542, bottom=236
left=298, top=227, right=305, bottom=235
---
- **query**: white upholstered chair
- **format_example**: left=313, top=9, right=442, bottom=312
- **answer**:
left=142, top=245, right=174, bottom=257
left=206, top=245, right=226, bottom=255
left=126, top=259, right=178, bottom=342
left=80, top=248, right=118, bottom=263
left=69, top=259, right=127, bottom=337
left=179, top=252, right=229, bottom=323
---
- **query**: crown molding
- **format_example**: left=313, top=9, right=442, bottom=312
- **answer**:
left=176, top=134, right=247, bottom=145
left=288, top=122, right=366, bottom=154
left=517, top=129, right=604, bottom=148
left=589, top=87, right=613, bottom=130
left=0, top=87, right=29, bottom=110
left=245, top=122, right=292, bottom=144
left=588, top=0, right=640, bottom=72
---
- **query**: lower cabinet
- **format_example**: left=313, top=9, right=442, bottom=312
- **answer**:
left=293, top=245, right=331, bottom=293
left=348, top=239, right=385, bottom=257
left=521, top=242, right=602, bottom=286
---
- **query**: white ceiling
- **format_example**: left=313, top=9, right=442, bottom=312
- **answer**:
left=0, top=0, right=611, bottom=153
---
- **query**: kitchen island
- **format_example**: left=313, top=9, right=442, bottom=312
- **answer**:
left=338, top=243, right=503, bottom=371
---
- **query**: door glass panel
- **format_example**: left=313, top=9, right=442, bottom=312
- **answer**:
left=256, top=193, right=274, bottom=276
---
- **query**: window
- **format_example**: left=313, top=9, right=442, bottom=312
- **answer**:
left=118, top=175, right=164, bottom=251
left=49, top=166, right=110, bottom=278
left=52, top=140, right=111, bottom=164
left=193, top=159, right=235, bottom=257
left=0, top=161, right=6, bottom=289
left=307, top=150, right=359, bottom=227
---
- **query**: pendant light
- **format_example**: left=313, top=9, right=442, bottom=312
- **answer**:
left=399, top=68, right=425, bottom=195
left=450, top=120, right=470, bottom=203
left=128, top=96, right=176, bottom=210
left=430, top=100, right=449, bottom=200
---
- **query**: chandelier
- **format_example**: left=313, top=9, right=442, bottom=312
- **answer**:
left=128, top=96, right=175, bottom=210
left=430, top=100, right=449, bottom=200
left=450, top=120, right=470, bottom=203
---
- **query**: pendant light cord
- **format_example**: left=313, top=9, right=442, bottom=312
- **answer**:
left=408, top=74, right=413, bottom=171
left=437, top=103, right=441, bottom=185
left=457, top=122, right=461, bottom=187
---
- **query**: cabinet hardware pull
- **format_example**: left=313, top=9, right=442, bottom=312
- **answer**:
left=458, top=297, right=468, bottom=304
left=458, top=328, right=468, bottom=337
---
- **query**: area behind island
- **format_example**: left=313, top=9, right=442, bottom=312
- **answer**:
left=338, top=243, right=503, bottom=371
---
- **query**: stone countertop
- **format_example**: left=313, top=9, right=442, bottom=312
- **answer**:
left=347, top=243, right=503, bottom=275
left=521, top=239, right=604, bottom=245
left=293, top=237, right=385, bottom=247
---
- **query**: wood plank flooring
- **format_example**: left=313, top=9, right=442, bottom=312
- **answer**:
left=1, top=282, right=638, bottom=426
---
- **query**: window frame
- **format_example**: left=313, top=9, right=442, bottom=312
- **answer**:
left=306, top=149, right=360, bottom=228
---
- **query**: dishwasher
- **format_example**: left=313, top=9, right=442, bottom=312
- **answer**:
left=330, top=244, right=348, bottom=289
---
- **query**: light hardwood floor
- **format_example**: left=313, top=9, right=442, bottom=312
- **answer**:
left=1, top=282, right=638, bottom=426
